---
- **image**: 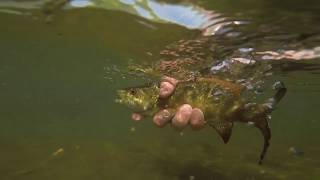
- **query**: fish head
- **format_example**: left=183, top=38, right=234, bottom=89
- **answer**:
left=116, top=85, right=159, bottom=112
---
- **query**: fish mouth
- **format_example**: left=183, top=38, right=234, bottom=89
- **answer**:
left=115, top=90, right=126, bottom=104
left=115, top=98, right=122, bottom=104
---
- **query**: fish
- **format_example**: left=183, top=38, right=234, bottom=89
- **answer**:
left=116, top=77, right=286, bottom=164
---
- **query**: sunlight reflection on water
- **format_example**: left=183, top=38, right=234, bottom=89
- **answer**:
left=102, top=0, right=220, bottom=29
left=70, top=0, right=92, bottom=7
left=0, top=0, right=228, bottom=30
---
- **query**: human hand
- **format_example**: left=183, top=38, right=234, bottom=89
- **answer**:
left=132, top=76, right=206, bottom=130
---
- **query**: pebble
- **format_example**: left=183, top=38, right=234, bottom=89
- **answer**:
left=52, top=148, right=64, bottom=157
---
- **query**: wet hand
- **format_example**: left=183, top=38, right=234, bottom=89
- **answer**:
left=132, top=76, right=206, bottom=130
left=159, top=76, right=179, bottom=98
left=152, top=105, right=206, bottom=130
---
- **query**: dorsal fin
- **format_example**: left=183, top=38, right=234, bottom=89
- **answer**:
left=208, top=121, right=233, bottom=143
left=263, top=81, right=287, bottom=112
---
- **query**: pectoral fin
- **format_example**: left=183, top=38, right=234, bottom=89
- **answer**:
left=208, top=121, right=233, bottom=143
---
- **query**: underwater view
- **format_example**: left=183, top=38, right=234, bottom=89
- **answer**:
left=1, top=0, right=320, bottom=179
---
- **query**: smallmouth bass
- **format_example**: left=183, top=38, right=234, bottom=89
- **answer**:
left=116, top=77, right=286, bottom=164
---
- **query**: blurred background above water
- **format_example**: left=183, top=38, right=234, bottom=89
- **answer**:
left=0, top=0, right=320, bottom=180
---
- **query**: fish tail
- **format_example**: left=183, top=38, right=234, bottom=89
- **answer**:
left=256, top=81, right=287, bottom=164
left=254, top=115, right=271, bottom=165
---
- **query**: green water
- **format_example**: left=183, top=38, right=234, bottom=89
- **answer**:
left=1, top=0, right=320, bottom=179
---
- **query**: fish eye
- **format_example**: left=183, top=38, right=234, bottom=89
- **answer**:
left=130, top=89, right=136, bottom=95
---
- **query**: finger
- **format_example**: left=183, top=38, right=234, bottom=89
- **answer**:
left=153, top=109, right=173, bottom=128
left=172, top=104, right=192, bottom=130
left=190, top=108, right=206, bottom=130
left=131, top=113, right=144, bottom=121
left=162, top=76, right=179, bottom=87
left=159, top=81, right=175, bottom=98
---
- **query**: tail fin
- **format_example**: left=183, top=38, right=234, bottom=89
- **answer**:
left=256, top=81, right=287, bottom=164
left=255, top=116, right=271, bottom=164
